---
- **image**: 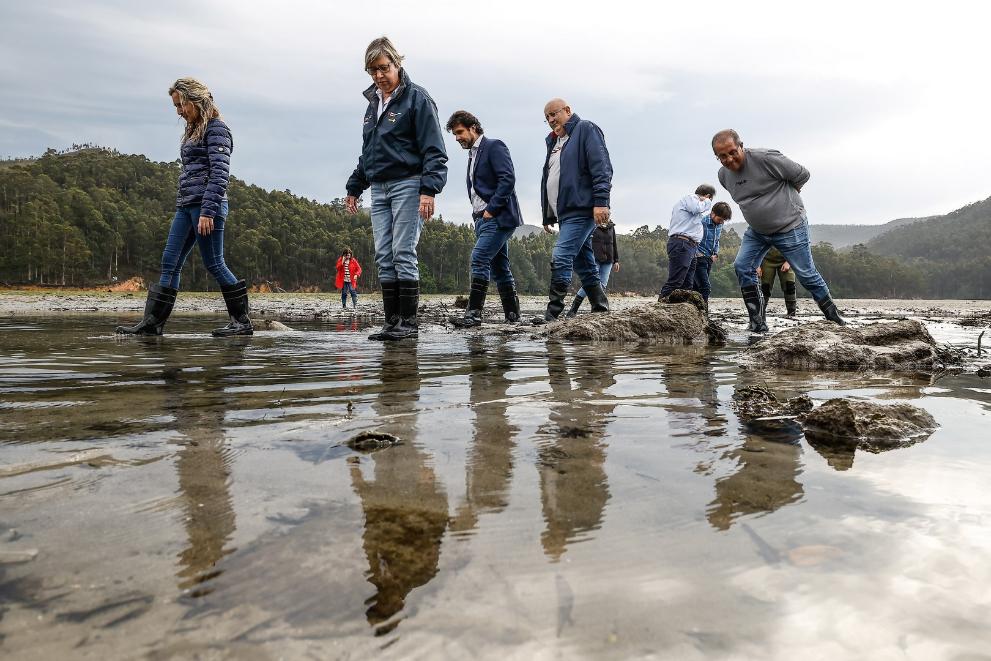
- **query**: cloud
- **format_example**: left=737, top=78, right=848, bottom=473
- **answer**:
left=1, top=0, right=988, bottom=231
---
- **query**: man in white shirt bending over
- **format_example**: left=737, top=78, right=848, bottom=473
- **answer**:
left=658, top=184, right=715, bottom=299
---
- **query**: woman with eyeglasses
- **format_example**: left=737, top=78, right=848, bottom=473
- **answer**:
left=345, top=36, right=448, bottom=341
left=115, top=77, right=252, bottom=337
left=335, top=248, right=363, bottom=310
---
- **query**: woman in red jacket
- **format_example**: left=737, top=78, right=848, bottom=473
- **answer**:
left=336, top=248, right=362, bottom=310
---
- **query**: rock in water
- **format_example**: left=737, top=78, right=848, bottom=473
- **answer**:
left=803, top=398, right=937, bottom=450
left=257, top=319, right=293, bottom=331
left=740, top=319, right=959, bottom=372
left=534, top=300, right=716, bottom=344
left=345, top=431, right=402, bottom=453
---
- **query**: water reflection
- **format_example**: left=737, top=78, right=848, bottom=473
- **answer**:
left=537, top=343, right=612, bottom=561
left=450, top=336, right=519, bottom=534
left=158, top=341, right=242, bottom=595
left=350, top=342, right=448, bottom=636
left=706, top=372, right=805, bottom=531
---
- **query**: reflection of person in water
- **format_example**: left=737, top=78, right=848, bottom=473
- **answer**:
left=537, top=343, right=612, bottom=561
left=659, top=347, right=728, bottom=438
left=160, top=341, right=243, bottom=595
left=706, top=378, right=805, bottom=531
left=450, top=336, right=520, bottom=533
left=350, top=342, right=449, bottom=635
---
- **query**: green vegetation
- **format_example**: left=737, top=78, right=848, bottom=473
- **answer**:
left=0, top=147, right=986, bottom=298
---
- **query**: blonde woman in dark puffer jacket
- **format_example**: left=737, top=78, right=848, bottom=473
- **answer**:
left=116, top=77, right=251, bottom=337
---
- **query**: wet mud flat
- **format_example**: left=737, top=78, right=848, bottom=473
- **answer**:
left=1, top=303, right=991, bottom=659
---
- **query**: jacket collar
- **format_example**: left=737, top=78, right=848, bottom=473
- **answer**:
left=546, top=113, right=581, bottom=146
left=362, top=68, right=411, bottom=105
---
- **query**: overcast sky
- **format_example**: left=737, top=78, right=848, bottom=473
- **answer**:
left=1, top=1, right=987, bottom=233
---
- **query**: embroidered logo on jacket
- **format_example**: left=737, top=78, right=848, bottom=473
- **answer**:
left=387, top=111, right=402, bottom=123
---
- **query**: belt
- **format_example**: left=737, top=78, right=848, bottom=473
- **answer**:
left=671, top=234, right=698, bottom=245
left=472, top=211, right=486, bottom=221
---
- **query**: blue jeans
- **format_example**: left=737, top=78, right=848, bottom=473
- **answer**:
left=575, top=261, right=613, bottom=298
left=341, top=281, right=358, bottom=306
left=733, top=220, right=831, bottom=303
left=370, top=176, right=422, bottom=282
left=659, top=237, right=698, bottom=297
left=471, top=218, right=516, bottom=286
left=551, top=217, right=600, bottom=290
left=692, top=255, right=715, bottom=302
left=159, top=201, right=238, bottom=289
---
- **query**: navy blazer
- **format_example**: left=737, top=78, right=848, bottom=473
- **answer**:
left=467, top=136, right=524, bottom=229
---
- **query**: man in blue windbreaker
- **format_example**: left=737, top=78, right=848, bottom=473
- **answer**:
left=445, top=110, right=525, bottom=327
left=345, top=36, right=448, bottom=341
left=537, top=98, right=614, bottom=323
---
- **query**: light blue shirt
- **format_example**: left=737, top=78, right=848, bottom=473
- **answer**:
left=668, top=194, right=712, bottom=243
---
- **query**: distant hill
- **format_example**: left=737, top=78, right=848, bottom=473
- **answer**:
left=725, top=216, right=926, bottom=249
left=866, top=196, right=991, bottom=262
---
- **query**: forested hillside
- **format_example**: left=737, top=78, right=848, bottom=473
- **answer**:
left=0, top=147, right=983, bottom=299
left=865, top=197, right=991, bottom=298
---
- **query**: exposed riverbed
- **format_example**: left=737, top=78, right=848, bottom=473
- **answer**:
left=1, top=294, right=990, bottom=659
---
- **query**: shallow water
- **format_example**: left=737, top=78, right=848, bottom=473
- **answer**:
left=1, top=315, right=990, bottom=660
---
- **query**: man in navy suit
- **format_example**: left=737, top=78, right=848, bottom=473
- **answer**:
left=445, top=110, right=525, bottom=327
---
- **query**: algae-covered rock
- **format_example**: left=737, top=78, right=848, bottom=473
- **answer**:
left=533, top=298, right=715, bottom=344
left=802, top=398, right=937, bottom=449
left=740, top=319, right=959, bottom=372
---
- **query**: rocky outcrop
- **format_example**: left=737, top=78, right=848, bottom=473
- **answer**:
left=532, top=291, right=723, bottom=344
left=802, top=398, right=937, bottom=448
left=740, top=319, right=959, bottom=372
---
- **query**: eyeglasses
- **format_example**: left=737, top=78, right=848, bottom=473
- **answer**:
left=544, top=108, right=568, bottom=123
left=365, top=63, right=393, bottom=75
left=715, top=147, right=743, bottom=162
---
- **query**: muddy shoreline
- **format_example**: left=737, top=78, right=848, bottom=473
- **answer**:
left=1, top=290, right=989, bottom=321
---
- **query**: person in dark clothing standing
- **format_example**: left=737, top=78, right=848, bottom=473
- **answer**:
left=567, top=222, right=620, bottom=317
left=345, top=36, right=448, bottom=341
left=115, top=77, right=251, bottom=337
left=537, top=98, right=613, bottom=323
left=445, top=111, right=524, bottom=328
left=693, top=202, right=731, bottom=304
left=758, top=247, right=797, bottom=317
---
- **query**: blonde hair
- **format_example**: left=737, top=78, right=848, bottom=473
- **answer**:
left=364, top=36, right=404, bottom=71
left=168, top=77, right=222, bottom=144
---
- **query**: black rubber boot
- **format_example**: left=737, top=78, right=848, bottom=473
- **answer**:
left=784, top=281, right=798, bottom=317
left=566, top=295, right=585, bottom=318
left=450, top=277, right=488, bottom=328
left=760, top=283, right=772, bottom=317
left=497, top=284, right=521, bottom=323
left=368, top=281, right=400, bottom=340
left=817, top=297, right=848, bottom=326
left=115, top=284, right=178, bottom=336
left=742, top=285, right=768, bottom=333
left=533, top=283, right=568, bottom=324
left=380, top=280, right=419, bottom=340
left=585, top=283, right=610, bottom=313
left=212, top=280, right=253, bottom=337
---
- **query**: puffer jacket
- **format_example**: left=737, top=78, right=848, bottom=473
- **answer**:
left=176, top=118, right=233, bottom=219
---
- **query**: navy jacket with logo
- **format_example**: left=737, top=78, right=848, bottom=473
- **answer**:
left=346, top=69, right=448, bottom=198
left=176, top=118, right=232, bottom=219
left=540, top=114, right=613, bottom=225
left=466, top=136, right=523, bottom=230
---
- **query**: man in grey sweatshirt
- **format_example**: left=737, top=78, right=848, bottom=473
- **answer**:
left=713, top=129, right=846, bottom=331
